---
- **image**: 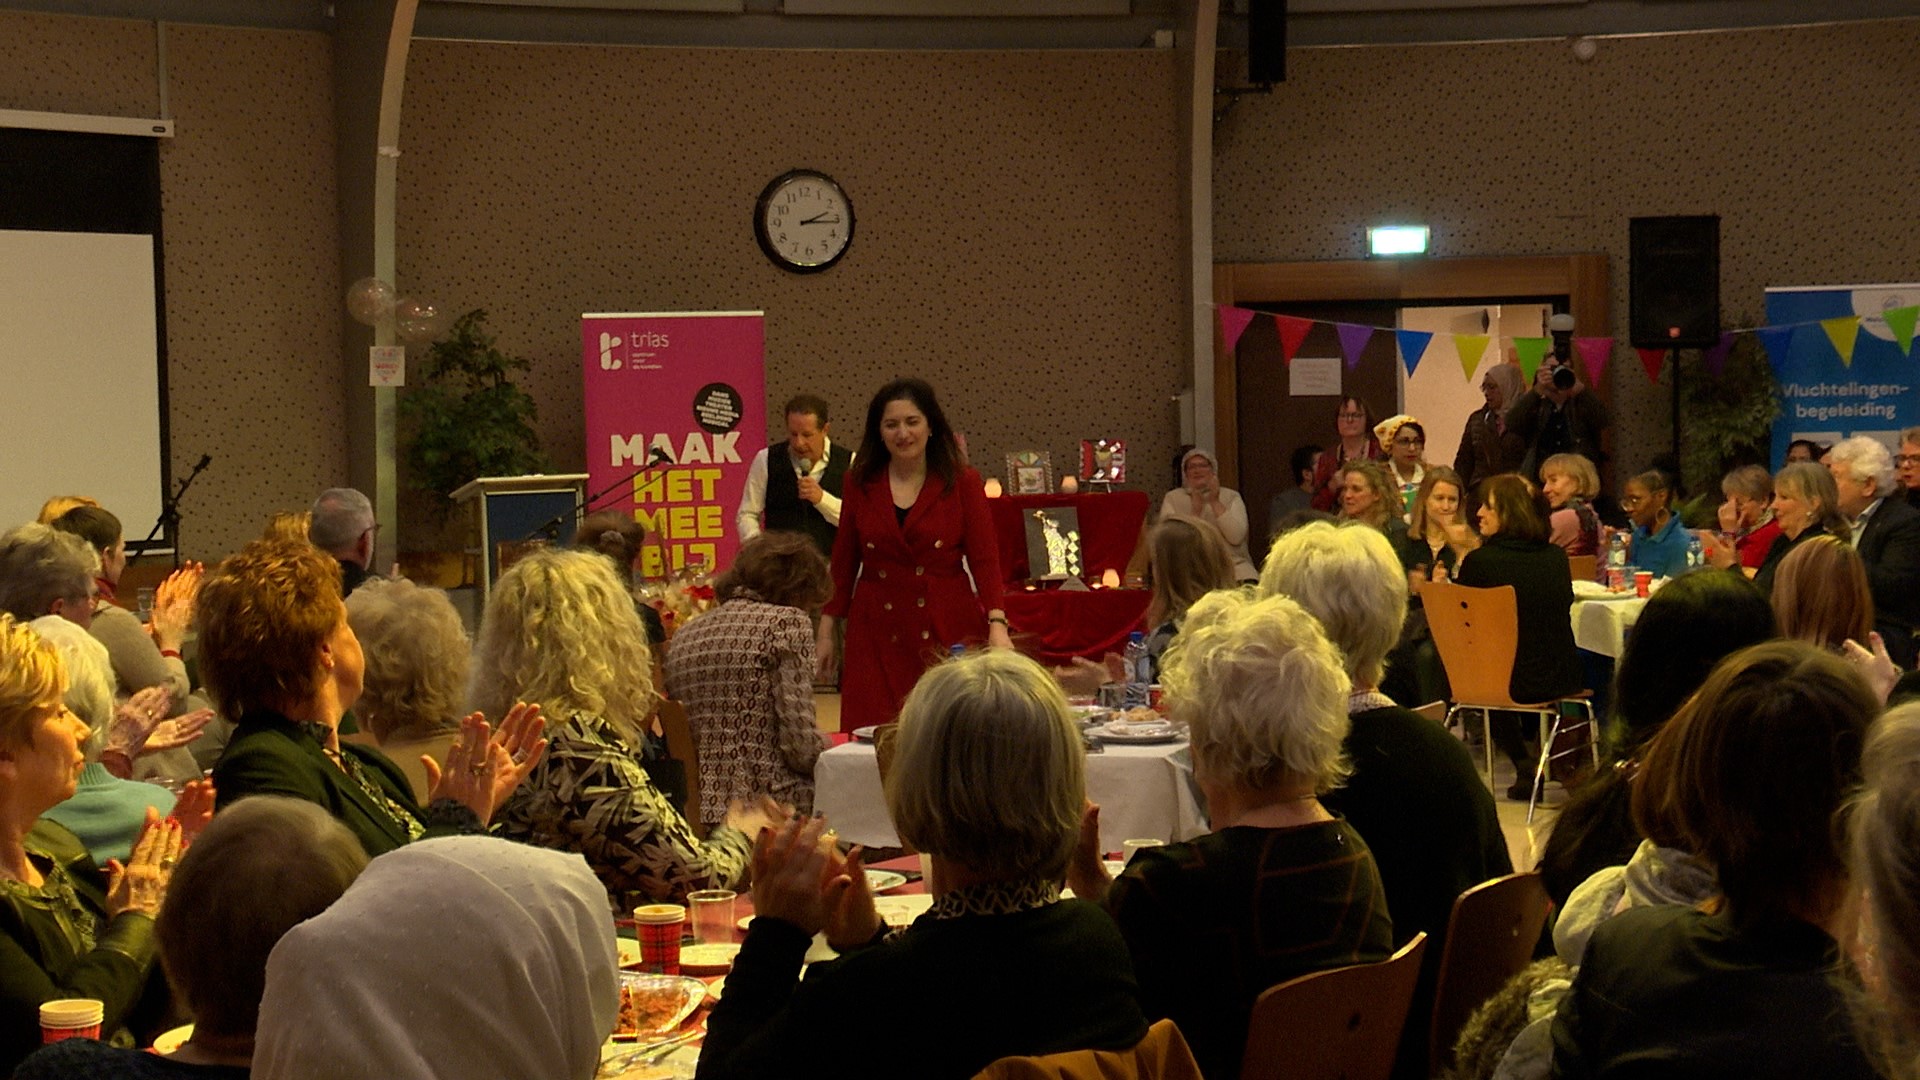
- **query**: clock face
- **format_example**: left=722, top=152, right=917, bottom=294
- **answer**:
left=755, top=170, right=854, bottom=273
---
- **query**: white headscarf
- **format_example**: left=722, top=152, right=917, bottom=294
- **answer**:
left=253, top=836, right=619, bottom=1080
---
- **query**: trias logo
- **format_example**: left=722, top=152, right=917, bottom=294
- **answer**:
left=601, top=329, right=671, bottom=372
left=598, top=332, right=623, bottom=370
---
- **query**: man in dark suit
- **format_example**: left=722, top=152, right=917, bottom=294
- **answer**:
left=733, top=394, right=851, bottom=559
left=1830, top=436, right=1920, bottom=666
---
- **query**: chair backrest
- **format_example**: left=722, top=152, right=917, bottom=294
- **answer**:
left=1427, top=872, right=1552, bottom=1074
left=1411, top=700, right=1449, bottom=724
left=974, top=1019, right=1205, bottom=1080
left=654, top=698, right=703, bottom=836
left=1239, top=932, right=1429, bottom=1080
left=1419, top=582, right=1524, bottom=708
left=1567, top=553, right=1598, bottom=583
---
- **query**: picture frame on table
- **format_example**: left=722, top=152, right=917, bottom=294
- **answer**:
left=1006, top=450, right=1052, bottom=496
left=1081, top=439, right=1126, bottom=485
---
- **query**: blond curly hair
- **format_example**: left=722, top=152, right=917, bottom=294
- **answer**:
left=469, top=548, right=655, bottom=746
left=0, top=613, right=65, bottom=748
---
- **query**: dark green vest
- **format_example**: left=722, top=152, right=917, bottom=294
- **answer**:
left=764, top=440, right=850, bottom=557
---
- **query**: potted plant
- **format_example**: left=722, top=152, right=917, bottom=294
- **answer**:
left=398, top=309, right=549, bottom=517
left=1672, top=319, right=1780, bottom=523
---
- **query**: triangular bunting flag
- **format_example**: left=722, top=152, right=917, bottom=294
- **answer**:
left=1336, top=324, right=1374, bottom=370
left=1574, top=337, right=1612, bottom=387
left=1822, top=316, right=1861, bottom=366
left=1637, top=347, right=1668, bottom=383
left=1454, top=334, right=1489, bottom=381
left=1512, top=337, right=1550, bottom=383
left=1395, top=329, right=1433, bottom=377
left=1276, top=315, right=1314, bottom=364
left=1885, top=305, right=1919, bottom=356
left=1756, top=326, right=1796, bottom=374
left=1218, top=306, right=1257, bottom=352
left=1702, top=331, right=1736, bottom=377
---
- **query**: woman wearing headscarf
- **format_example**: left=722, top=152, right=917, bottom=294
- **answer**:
left=1160, top=448, right=1256, bottom=582
left=1374, top=415, right=1428, bottom=518
left=1455, top=363, right=1526, bottom=491
left=253, top=836, right=619, bottom=1080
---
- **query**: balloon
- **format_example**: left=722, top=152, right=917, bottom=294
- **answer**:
left=395, top=297, right=449, bottom=344
left=345, top=277, right=396, bottom=326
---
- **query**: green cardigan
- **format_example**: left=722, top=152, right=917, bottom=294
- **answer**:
left=0, top=821, right=161, bottom=1075
left=212, top=709, right=459, bottom=858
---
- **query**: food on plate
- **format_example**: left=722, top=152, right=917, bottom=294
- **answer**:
left=615, top=979, right=698, bottom=1038
left=1112, top=706, right=1163, bottom=726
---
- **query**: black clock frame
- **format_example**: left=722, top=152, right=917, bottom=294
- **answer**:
left=754, top=168, right=855, bottom=275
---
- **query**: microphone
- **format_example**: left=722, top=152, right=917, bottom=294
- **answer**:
left=649, top=446, right=674, bottom=466
left=191, top=454, right=212, bottom=471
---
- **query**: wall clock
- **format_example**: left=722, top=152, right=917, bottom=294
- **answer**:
left=754, top=169, right=854, bottom=274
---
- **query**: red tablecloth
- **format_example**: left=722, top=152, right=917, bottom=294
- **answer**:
left=1004, top=587, right=1151, bottom=665
left=986, top=491, right=1151, bottom=582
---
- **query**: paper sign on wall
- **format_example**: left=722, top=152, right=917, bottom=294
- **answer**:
left=1289, top=356, right=1342, bottom=397
left=369, top=345, right=405, bottom=387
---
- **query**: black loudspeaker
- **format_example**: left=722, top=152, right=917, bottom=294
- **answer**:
left=1248, top=0, right=1287, bottom=85
left=1629, top=215, right=1720, bottom=349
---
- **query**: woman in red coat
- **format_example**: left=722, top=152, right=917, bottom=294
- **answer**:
left=816, top=379, right=1010, bottom=732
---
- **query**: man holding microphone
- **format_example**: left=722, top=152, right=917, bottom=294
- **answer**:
left=735, top=394, right=851, bottom=559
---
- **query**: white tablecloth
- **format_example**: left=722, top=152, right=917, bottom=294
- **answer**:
left=813, top=739, right=1209, bottom=852
left=1570, top=595, right=1647, bottom=658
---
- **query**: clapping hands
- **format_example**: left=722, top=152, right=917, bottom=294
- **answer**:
left=423, top=703, right=547, bottom=825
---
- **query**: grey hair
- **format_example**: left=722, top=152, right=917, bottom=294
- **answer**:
left=345, top=578, right=470, bottom=742
left=28, top=614, right=113, bottom=757
left=1721, top=464, right=1773, bottom=503
left=885, top=650, right=1084, bottom=882
left=1159, top=589, right=1353, bottom=794
left=0, top=524, right=98, bottom=621
left=308, top=488, right=375, bottom=553
left=1258, top=520, right=1407, bottom=688
left=1829, top=436, right=1898, bottom=497
left=1902, top=426, right=1920, bottom=449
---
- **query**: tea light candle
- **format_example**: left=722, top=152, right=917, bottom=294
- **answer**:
left=1101, top=568, right=1120, bottom=589
left=1060, top=475, right=1079, bottom=494
left=983, top=478, right=1004, bottom=498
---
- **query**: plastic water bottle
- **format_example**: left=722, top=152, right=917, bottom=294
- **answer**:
left=1122, top=631, right=1150, bottom=708
left=1606, top=529, right=1629, bottom=570
left=1685, top=531, right=1704, bottom=570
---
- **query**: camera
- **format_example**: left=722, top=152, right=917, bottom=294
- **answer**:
left=1552, top=365, right=1576, bottom=390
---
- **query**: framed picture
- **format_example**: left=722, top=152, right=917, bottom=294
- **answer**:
left=1024, top=507, right=1083, bottom=581
left=1006, top=450, right=1052, bottom=496
left=1080, top=438, right=1126, bottom=484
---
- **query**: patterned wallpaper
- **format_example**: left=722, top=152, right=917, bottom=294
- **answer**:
left=1213, top=18, right=1920, bottom=485
left=0, top=13, right=344, bottom=559
left=394, top=43, right=1190, bottom=548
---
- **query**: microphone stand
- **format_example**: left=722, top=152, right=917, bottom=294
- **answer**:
left=129, top=454, right=211, bottom=570
left=523, top=450, right=675, bottom=543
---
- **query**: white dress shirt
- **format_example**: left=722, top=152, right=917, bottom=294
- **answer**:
left=735, top=436, right=844, bottom=541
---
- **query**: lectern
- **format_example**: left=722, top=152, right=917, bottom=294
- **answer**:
left=451, top=474, right=589, bottom=597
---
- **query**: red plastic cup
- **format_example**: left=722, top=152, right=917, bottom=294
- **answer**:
left=1633, top=570, right=1653, bottom=598
left=632, top=904, right=686, bottom=975
left=39, top=999, right=102, bottom=1044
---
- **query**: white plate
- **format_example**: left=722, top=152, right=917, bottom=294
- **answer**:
left=873, top=893, right=934, bottom=927
left=865, top=869, right=908, bottom=893
left=735, top=914, right=755, bottom=933
left=152, top=1024, right=193, bottom=1054
left=1097, top=721, right=1180, bottom=745
left=706, top=976, right=725, bottom=1002
left=617, top=938, right=643, bottom=969
left=1105, top=859, right=1128, bottom=876
left=851, top=725, right=881, bottom=743
left=679, top=942, right=739, bottom=974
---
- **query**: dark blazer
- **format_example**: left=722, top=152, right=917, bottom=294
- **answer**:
left=1856, top=495, right=1920, bottom=666
left=211, top=709, right=443, bottom=857
left=1452, top=405, right=1523, bottom=491
left=1455, top=536, right=1582, bottom=704
left=1751, top=523, right=1846, bottom=599
left=1504, top=389, right=1610, bottom=478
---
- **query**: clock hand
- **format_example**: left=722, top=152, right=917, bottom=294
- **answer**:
left=798, top=213, right=843, bottom=226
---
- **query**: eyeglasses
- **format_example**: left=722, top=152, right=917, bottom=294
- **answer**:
left=1392, top=437, right=1425, bottom=448
left=1337, top=412, right=1365, bottom=421
left=1898, top=455, right=1920, bottom=467
left=1619, top=496, right=1643, bottom=508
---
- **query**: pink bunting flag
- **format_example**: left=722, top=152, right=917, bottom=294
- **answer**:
left=1702, top=331, right=1736, bottom=377
left=1336, top=324, right=1374, bottom=370
left=1275, top=316, right=1314, bottom=364
left=1637, top=347, right=1669, bottom=384
left=1218, top=306, right=1257, bottom=352
left=1574, top=337, right=1612, bottom=387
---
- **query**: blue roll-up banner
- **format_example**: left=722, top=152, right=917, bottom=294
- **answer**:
left=1765, top=284, right=1920, bottom=466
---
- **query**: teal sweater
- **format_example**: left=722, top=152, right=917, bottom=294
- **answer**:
left=42, top=764, right=176, bottom=866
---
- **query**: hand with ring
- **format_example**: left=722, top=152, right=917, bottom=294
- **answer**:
left=107, top=808, right=183, bottom=919
left=423, top=703, right=547, bottom=825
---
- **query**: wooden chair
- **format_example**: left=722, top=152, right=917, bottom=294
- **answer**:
left=654, top=698, right=704, bottom=838
left=1426, top=873, right=1552, bottom=1076
left=1567, top=553, right=1599, bottom=583
left=1239, top=932, right=1429, bottom=1080
left=974, top=1019, right=1204, bottom=1080
left=1419, top=581, right=1596, bottom=815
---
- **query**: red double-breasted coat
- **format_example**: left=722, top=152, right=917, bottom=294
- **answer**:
left=824, top=466, right=1005, bottom=732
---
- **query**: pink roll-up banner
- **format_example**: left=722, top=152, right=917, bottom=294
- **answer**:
left=582, top=311, right=765, bottom=579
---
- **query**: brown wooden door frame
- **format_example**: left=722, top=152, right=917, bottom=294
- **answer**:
left=1211, top=254, right=1610, bottom=486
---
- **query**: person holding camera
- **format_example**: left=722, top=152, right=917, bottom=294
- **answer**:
left=1507, top=356, right=1611, bottom=482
